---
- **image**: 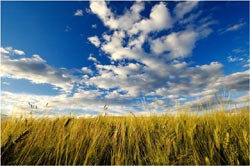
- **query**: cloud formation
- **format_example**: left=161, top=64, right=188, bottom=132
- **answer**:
left=129, top=2, right=173, bottom=34
left=88, top=35, right=101, bottom=47
left=150, top=29, right=198, bottom=59
left=86, top=1, right=249, bottom=111
left=1, top=49, right=75, bottom=93
left=1, top=46, right=25, bottom=55
left=1, top=1, right=249, bottom=117
left=173, top=1, right=198, bottom=20
left=86, top=1, right=220, bottom=100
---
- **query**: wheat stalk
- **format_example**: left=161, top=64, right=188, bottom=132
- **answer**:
left=13, top=128, right=31, bottom=144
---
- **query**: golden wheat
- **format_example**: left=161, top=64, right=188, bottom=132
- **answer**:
left=1, top=109, right=249, bottom=165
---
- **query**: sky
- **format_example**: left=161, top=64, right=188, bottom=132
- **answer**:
left=1, top=1, right=249, bottom=117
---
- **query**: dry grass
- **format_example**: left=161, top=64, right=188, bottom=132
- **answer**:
left=1, top=108, right=249, bottom=165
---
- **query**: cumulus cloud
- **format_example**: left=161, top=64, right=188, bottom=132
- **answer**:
left=81, top=67, right=93, bottom=75
left=88, top=61, right=224, bottom=101
left=88, top=35, right=101, bottom=47
left=150, top=29, right=198, bottom=59
left=213, top=70, right=249, bottom=92
left=1, top=52, right=75, bottom=93
left=89, top=1, right=118, bottom=29
left=89, top=1, right=145, bottom=31
left=154, top=62, right=223, bottom=97
left=129, top=2, right=173, bottom=34
left=90, top=1, right=173, bottom=35
left=2, top=1, right=248, bottom=117
left=1, top=46, right=25, bottom=55
left=13, top=49, right=25, bottom=55
left=88, top=54, right=99, bottom=63
left=86, top=1, right=248, bottom=109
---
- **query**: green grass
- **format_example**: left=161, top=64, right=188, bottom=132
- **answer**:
left=1, top=108, right=249, bottom=165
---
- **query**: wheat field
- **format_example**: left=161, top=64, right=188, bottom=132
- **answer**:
left=1, top=107, right=249, bottom=165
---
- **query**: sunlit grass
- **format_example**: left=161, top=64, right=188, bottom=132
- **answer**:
left=1, top=107, right=249, bottom=165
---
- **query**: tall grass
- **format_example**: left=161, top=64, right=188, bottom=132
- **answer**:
left=1, top=108, right=249, bottom=165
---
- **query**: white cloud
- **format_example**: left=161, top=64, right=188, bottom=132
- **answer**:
left=225, top=22, right=245, bottom=32
left=89, top=1, right=173, bottom=35
left=88, top=60, right=225, bottom=102
left=190, top=89, right=218, bottom=97
left=154, top=62, right=223, bottom=98
left=88, top=1, right=207, bottom=62
left=74, top=9, right=83, bottom=16
left=150, top=29, right=198, bottom=59
left=213, top=70, right=249, bottom=92
left=1, top=46, right=25, bottom=56
left=89, top=1, right=145, bottom=32
left=101, top=31, right=138, bottom=61
left=1, top=47, right=9, bottom=54
left=2, top=2, right=248, bottom=117
left=85, top=1, right=231, bottom=105
left=86, top=1, right=249, bottom=111
left=88, top=35, right=101, bottom=47
left=174, top=1, right=199, bottom=20
left=1, top=53, right=75, bottom=93
left=13, top=49, right=25, bottom=55
left=81, top=67, right=93, bottom=75
left=105, top=90, right=131, bottom=99
left=227, top=56, right=244, bottom=62
left=233, top=94, right=249, bottom=104
left=243, top=59, right=250, bottom=68
left=8, top=106, right=31, bottom=118
left=1, top=90, right=137, bottom=117
left=89, top=1, right=118, bottom=29
left=88, top=54, right=99, bottom=63
left=129, top=2, right=172, bottom=34
left=179, top=10, right=202, bottom=24
left=113, top=1, right=144, bottom=31
left=220, top=22, right=246, bottom=34
left=180, top=95, right=215, bottom=110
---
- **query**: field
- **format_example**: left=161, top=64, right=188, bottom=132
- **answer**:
left=1, top=108, right=249, bottom=165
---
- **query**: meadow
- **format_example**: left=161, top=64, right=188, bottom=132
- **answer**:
left=1, top=107, right=249, bottom=165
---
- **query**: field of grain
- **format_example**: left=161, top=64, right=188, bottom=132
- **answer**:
left=1, top=108, right=249, bottom=165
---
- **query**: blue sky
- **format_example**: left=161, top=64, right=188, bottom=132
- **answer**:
left=1, top=1, right=249, bottom=117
